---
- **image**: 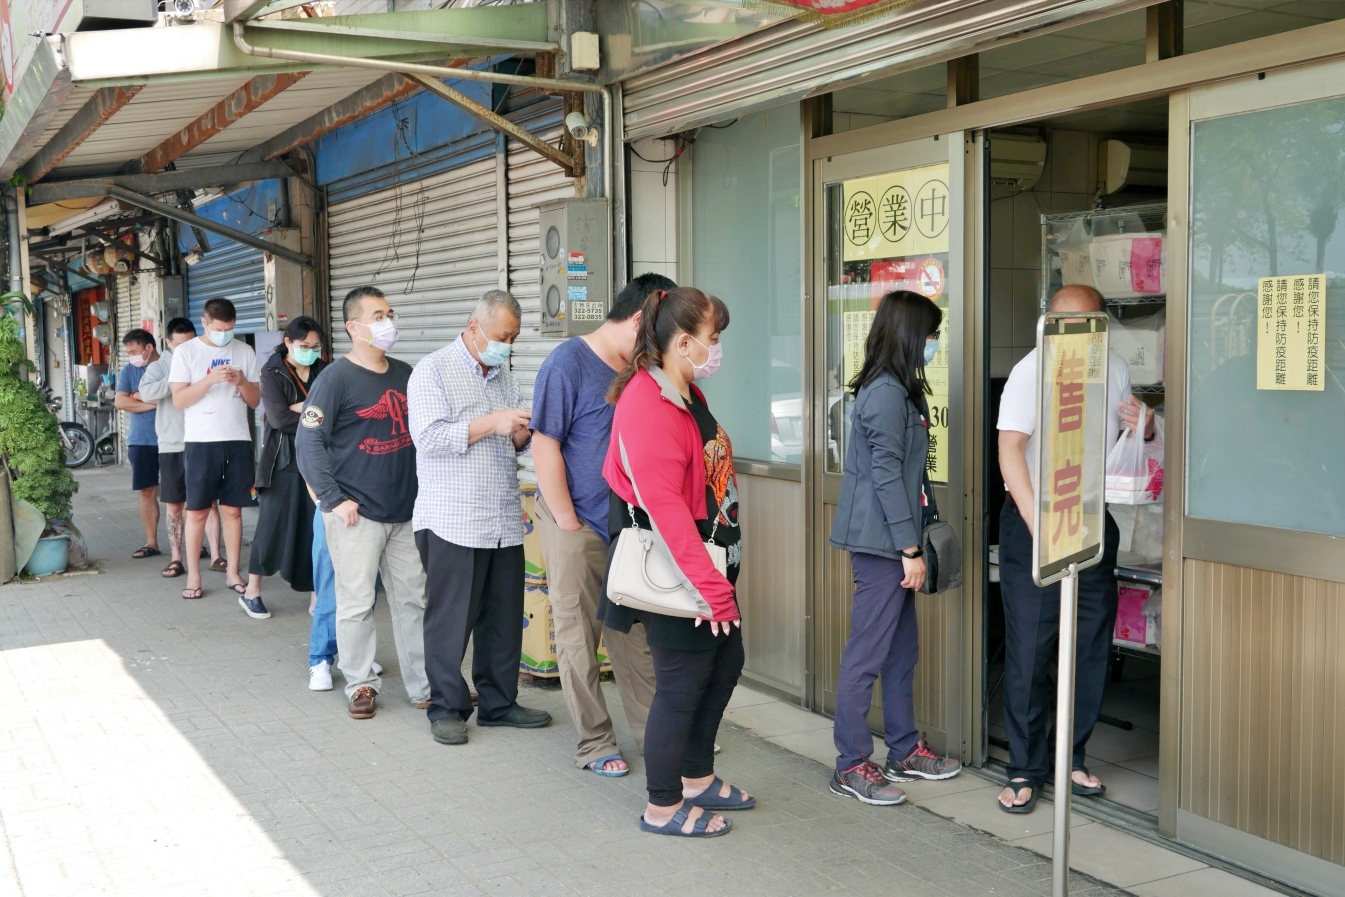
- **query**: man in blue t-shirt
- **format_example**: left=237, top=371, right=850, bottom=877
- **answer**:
left=114, top=328, right=162, bottom=560
left=531, top=272, right=674, bottom=776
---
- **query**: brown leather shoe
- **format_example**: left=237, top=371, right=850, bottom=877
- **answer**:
left=348, top=686, right=377, bottom=719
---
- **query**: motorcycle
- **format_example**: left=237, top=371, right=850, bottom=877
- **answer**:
left=43, top=388, right=95, bottom=468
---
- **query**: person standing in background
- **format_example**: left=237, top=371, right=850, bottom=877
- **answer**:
left=296, top=287, right=429, bottom=720
left=409, top=290, right=550, bottom=747
left=530, top=273, right=670, bottom=776
left=114, top=329, right=161, bottom=560
left=169, top=298, right=261, bottom=602
left=138, top=318, right=222, bottom=577
left=240, top=316, right=328, bottom=620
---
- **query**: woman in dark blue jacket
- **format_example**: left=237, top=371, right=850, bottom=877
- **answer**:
left=828, top=290, right=962, bottom=807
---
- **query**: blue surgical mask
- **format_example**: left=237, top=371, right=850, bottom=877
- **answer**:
left=472, top=328, right=512, bottom=367
left=291, top=346, right=321, bottom=366
left=924, top=337, right=940, bottom=365
left=208, top=328, right=233, bottom=347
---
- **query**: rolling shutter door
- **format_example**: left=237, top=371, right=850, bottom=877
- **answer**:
left=620, top=0, right=1149, bottom=139
left=185, top=238, right=266, bottom=334
left=507, top=112, right=577, bottom=480
left=327, top=156, right=499, bottom=364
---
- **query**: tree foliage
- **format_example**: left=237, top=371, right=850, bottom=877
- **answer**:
left=0, top=313, right=77, bottom=521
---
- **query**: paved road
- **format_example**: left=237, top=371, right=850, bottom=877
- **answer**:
left=0, top=466, right=1133, bottom=897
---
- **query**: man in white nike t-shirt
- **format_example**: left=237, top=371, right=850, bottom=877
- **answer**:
left=169, top=297, right=261, bottom=605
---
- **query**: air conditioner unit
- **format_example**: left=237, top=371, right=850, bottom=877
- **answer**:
left=989, top=134, right=1048, bottom=191
left=539, top=199, right=610, bottom=337
left=262, top=228, right=303, bottom=332
left=1098, top=139, right=1168, bottom=195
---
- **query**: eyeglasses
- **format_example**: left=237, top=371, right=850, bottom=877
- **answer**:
left=369, top=310, right=399, bottom=323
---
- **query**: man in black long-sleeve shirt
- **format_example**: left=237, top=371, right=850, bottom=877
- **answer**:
left=296, top=286, right=428, bottom=720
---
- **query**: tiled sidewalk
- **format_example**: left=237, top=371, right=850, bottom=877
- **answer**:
left=0, top=466, right=1155, bottom=896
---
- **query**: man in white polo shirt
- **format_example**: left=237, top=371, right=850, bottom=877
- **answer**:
left=995, top=284, right=1153, bottom=814
left=170, top=297, right=261, bottom=607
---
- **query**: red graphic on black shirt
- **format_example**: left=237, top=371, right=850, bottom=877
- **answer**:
left=355, top=389, right=414, bottom=455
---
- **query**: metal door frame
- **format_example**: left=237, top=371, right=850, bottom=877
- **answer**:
left=804, top=131, right=985, bottom=762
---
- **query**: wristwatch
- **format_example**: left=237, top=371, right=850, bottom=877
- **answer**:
left=900, top=547, right=924, bottom=559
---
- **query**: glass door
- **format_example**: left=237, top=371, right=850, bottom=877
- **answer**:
left=810, top=134, right=982, bottom=760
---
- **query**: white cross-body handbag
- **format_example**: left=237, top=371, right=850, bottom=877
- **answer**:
left=606, top=435, right=728, bottom=619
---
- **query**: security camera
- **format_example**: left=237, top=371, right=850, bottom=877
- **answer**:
left=565, top=111, right=601, bottom=148
left=182, top=249, right=203, bottom=266
left=170, top=0, right=196, bottom=16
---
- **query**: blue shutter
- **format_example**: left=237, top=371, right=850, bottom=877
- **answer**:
left=185, top=238, right=266, bottom=334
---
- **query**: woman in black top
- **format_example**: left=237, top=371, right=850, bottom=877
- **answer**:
left=241, top=317, right=328, bottom=618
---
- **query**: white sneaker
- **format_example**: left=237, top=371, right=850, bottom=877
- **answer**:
left=309, top=661, right=333, bottom=691
left=372, top=661, right=383, bottom=676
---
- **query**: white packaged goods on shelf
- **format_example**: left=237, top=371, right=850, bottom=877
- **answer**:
left=1089, top=232, right=1165, bottom=299
left=1060, top=243, right=1095, bottom=288
left=1108, top=308, right=1165, bottom=385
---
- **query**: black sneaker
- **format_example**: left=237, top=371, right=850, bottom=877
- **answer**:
left=830, top=760, right=907, bottom=806
left=477, top=704, right=552, bottom=728
left=884, top=735, right=962, bottom=782
left=238, top=595, right=271, bottom=619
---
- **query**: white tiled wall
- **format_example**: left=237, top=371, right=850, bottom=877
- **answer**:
left=989, top=129, right=1101, bottom=378
left=628, top=137, right=680, bottom=284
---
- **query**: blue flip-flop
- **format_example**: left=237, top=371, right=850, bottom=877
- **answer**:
left=638, top=804, right=732, bottom=838
left=586, top=753, right=629, bottom=778
left=684, top=776, right=756, bottom=811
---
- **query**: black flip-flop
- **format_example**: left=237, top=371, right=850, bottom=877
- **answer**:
left=639, top=804, right=732, bottom=838
left=999, top=779, right=1039, bottom=814
left=1071, top=766, right=1107, bottom=797
left=684, top=776, right=756, bottom=811
left=227, top=582, right=247, bottom=595
left=132, top=546, right=161, bottom=559
left=182, top=587, right=203, bottom=600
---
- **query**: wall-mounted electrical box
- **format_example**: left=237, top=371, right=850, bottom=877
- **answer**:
left=261, top=228, right=304, bottom=332
left=539, top=199, right=610, bottom=336
left=161, top=275, right=185, bottom=321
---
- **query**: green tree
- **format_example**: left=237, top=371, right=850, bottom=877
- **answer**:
left=0, top=311, right=77, bottom=522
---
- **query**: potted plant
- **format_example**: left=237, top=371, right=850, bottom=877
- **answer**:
left=0, top=299, right=78, bottom=578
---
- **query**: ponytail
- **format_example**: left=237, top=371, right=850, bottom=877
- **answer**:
left=606, top=287, right=730, bottom=403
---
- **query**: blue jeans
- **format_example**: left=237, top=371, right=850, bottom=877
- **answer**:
left=309, top=507, right=337, bottom=667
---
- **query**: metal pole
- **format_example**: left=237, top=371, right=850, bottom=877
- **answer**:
left=1052, top=563, right=1080, bottom=897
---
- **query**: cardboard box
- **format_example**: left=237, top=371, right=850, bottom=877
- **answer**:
left=519, top=485, right=611, bottom=677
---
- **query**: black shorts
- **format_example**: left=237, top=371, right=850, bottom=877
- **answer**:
left=159, top=451, right=187, bottom=504
left=128, top=445, right=160, bottom=492
left=184, top=441, right=256, bottom=511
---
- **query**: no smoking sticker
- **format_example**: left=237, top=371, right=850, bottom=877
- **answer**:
left=917, top=257, right=945, bottom=300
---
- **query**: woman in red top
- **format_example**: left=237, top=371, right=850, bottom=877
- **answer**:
left=602, top=287, right=750, bottom=838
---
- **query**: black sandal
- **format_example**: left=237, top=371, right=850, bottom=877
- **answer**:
left=684, top=776, right=756, bottom=811
left=182, top=586, right=203, bottom=600
left=999, top=779, right=1039, bottom=814
left=1071, top=766, right=1107, bottom=797
left=161, top=560, right=185, bottom=578
left=132, top=546, right=161, bottom=559
left=638, top=804, right=732, bottom=838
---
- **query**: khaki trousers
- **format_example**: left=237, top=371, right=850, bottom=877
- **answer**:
left=535, top=492, right=655, bottom=767
left=323, top=512, right=430, bottom=703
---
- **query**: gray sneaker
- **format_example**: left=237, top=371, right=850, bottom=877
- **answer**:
left=431, top=717, right=468, bottom=745
left=884, top=736, right=962, bottom=782
left=830, top=760, right=907, bottom=806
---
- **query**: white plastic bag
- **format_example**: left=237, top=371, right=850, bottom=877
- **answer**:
left=1105, top=413, right=1164, bottom=504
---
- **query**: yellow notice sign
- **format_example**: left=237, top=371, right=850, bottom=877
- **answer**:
left=843, top=163, right=951, bottom=262
left=843, top=310, right=875, bottom=389
left=1037, top=324, right=1108, bottom=579
left=1257, top=274, right=1325, bottom=390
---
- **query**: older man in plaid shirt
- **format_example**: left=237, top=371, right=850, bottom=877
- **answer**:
left=408, top=290, right=553, bottom=746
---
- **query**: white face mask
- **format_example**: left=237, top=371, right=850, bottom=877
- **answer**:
left=207, top=328, right=233, bottom=347
left=355, top=318, right=399, bottom=351
left=127, top=352, right=149, bottom=368
left=685, top=335, right=722, bottom=380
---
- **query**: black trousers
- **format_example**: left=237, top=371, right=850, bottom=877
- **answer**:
left=415, top=530, right=524, bottom=723
left=999, top=495, right=1119, bottom=784
left=644, top=626, right=745, bottom=807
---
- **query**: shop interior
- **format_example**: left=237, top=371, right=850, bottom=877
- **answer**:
left=984, top=96, right=1169, bottom=817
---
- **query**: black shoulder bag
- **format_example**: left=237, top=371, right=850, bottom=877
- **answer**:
left=919, top=461, right=963, bottom=596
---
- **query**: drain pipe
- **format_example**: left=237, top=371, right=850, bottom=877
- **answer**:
left=231, top=22, right=615, bottom=308
left=4, top=187, right=23, bottom=297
